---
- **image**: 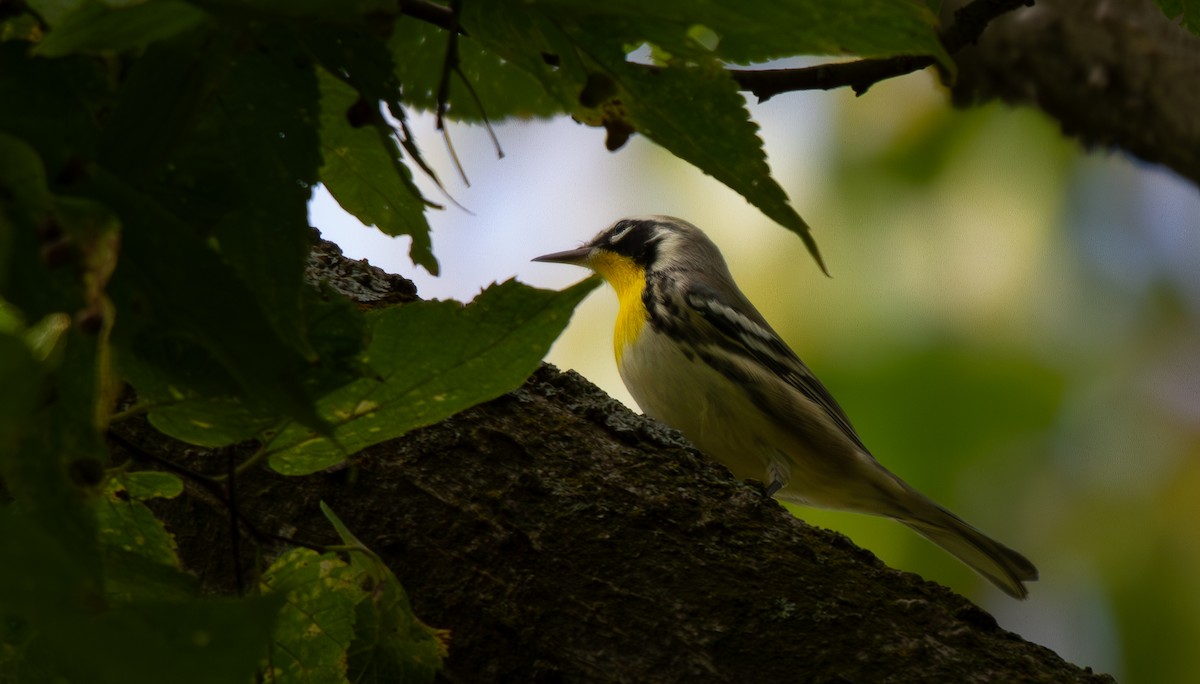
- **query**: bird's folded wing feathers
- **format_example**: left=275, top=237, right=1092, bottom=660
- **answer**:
left=683, top=284, right=868, bottom=452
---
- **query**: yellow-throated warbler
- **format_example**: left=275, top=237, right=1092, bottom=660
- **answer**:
left=535, top=215, right=1038, bottom=598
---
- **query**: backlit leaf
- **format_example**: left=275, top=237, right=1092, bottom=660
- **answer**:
left=267, top=277, right=599, bottom=474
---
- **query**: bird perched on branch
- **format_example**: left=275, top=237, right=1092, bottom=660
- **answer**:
left=534, top=215, right=1038, bottom=598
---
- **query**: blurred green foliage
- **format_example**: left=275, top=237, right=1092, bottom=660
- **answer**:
left=752, top=86, right=1200, bottom=683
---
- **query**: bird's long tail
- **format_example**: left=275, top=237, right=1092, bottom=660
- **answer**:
left=900, top=505, right=1038, bottom=599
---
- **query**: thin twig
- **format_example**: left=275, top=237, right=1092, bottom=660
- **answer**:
left=108, top=429, right=224, bottom=496
left=219, top=440, right=271, bottom=481
left=429, top=0, right=504, bottom=170
left=108, top=401, right=163, bottom=424
left=433, top=0, right=459, bottom=133
left=107, top=430, right=329, bottom=553
left=733, top=0, right=1034, bottom=99
left=434, top=0, right=470, bottom=185
left=454, top=65, right=506, bottom=159
left=399, top=0, right=455, bottom=33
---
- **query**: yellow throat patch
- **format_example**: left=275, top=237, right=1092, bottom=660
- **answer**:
left=588, top=251, right=647, bottom=363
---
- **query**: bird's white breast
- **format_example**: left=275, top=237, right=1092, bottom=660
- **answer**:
left=617, top=327, right=781, bottom=484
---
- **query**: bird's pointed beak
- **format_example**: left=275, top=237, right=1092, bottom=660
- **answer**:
left=532, top=245, right=592, bottom=265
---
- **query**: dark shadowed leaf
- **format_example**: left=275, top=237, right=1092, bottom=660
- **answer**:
left=608, top=59, right=826, bottom=271
left=2, top=489, right=277, bottom=682
left=317, top=68, right=439, bottom=274
left=390, top=17, right=564, bottom=121
left=539, top=0, right=947, bottom=65
left=96, top=171, right=328, bottom=437
left=1155, top=0, right=1200, bottom=34
left=35, top=0, right=209, bottom=56
left=206, top=41, right=322, bottom=361
left=94, top=474, right=199, bottom=604
left=460, top=4, right=592, bottom=110
left=116, top=471, right=185, bottom=500
left=463, top=3, right=829, bottom=270
left=120, top=285, right=366, bottom=448
left=0, top=331, right=41, bottom=454
left=26, top=596, right=282, bottom=684
left=321, top=503, right=446, bottom=683
left=94, top=477, right=181, bottom=569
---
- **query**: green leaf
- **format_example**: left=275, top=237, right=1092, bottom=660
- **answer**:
left=99, top=548, right=201, bottom=603
left=90, top=27, right=331, bottom=438
left=95, top=27, right=224, bottom=181
left=148, top=397, right=283, bottom=447
left=117, top=332, right=282, bottom=446
left=1155, top=0, right=1200, bottom=34
left=206, top=38, right=321, bottom=362
left=22, top=596, right=283, bottom=684
left=319, top=500, right=367, bottom=549
left=1, top=12, right=40, bottom=42
left=0, top=132, right=53, bottom=210
left=95, top=474, right=197, bottom=604
left=98, top=29, right=322, bottom=361
left=390, top=17, right=564, bottom=121
left=460, top=4, right=593, bottom=110
left=260, top=548, right=365, bottom=684
left=35, top=0, right=209, bottom=57
left=540, top=0, right=948, bottom=65
left=267, top=277, right=600, bottom=475
left=609, top=59, right=826, bottom=271
left=298, top=283, right=371, bottom=393
left=0, top=507, right=98, bottom=618
left=225, top=0, right=393, bottom=20
left=0, top=42, right=110, bottom=175
left=301, top=25, right=451, bottom=241
left=0, top=300, right=21, bottom=335
left=346, top=575, right=445, bottom=684
left=116, top=471, right=184, bottom=500
left=0, top=133, right=45, bottom=297
left=1, top=323, right=110, bottom=559
left=121, top=285, right=366, bottom=448
left=94, top=477, right=180, bottom=568
left=0, top=133, right=53, bottom=299
left=24, top=312, right=71, bottom=364
left=0, top=331, right=42, bottom=454
left=261, top=532, right=446, bottom=684
left=95, top=171, right=330, bottom=438
left=2, top=503, right=275, bottom=683
left=319, top=504, right=446, bottom=684
left=24, top=0, right=86, bottom=27
left=300, top=23, right=404, bottom=112
left=463, top=5, right=828, bottom=270
left=317, top=68, right=438, bottom=274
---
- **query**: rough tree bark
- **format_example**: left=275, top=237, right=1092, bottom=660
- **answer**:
left=946, top=0, right=1200, bottom=187
left=113, top=238, right=1114, bottom=683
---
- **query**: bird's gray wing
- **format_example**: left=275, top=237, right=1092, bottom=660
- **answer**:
left=680, top=283, right=869, bottom=453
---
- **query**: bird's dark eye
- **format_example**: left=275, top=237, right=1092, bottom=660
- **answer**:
left=607, top=221, right=635, bottom=245
left=601, top=219, right=661, bottom=266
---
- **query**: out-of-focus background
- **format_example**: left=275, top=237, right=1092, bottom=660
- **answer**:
left=311, top=70, right=1200, bottom=683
